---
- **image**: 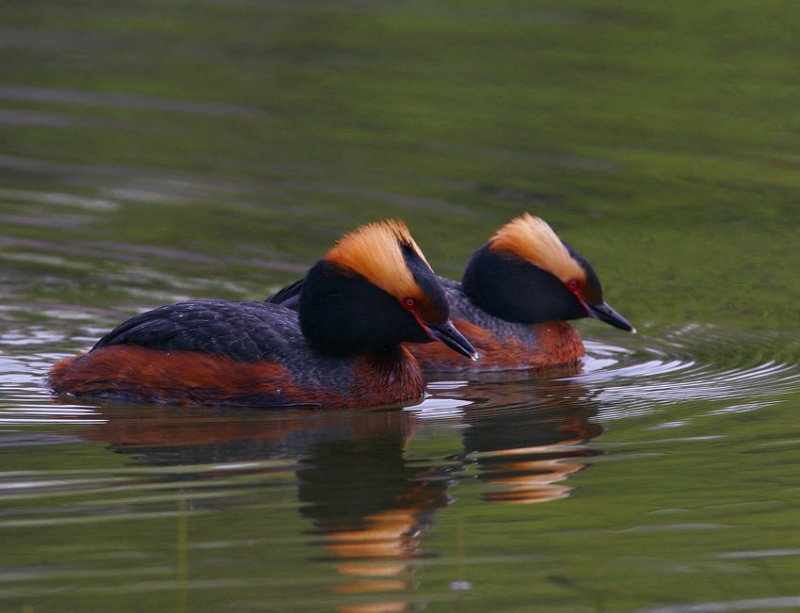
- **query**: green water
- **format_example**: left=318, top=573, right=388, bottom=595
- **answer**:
left=2, top=2, right=800, bottom=611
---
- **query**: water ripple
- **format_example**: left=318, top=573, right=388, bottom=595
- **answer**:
left=577, top=324, right=800, bottom=416
left=641, top=596, right=800, bottom=613
left=0, top=85, right=266, bottom=119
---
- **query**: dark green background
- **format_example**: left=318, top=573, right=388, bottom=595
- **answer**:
left=2, top=1, right=800, bottom=611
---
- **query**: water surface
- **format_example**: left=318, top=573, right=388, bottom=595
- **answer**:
left=3, top=2, right=800, bottom=611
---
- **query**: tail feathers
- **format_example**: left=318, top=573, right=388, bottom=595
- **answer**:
left=265, top=278, right=304, bottom=310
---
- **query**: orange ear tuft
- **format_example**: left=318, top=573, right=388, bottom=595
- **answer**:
left=489, top=213, right=585, bottom=283
left=325, top=220, right=430, bottom=301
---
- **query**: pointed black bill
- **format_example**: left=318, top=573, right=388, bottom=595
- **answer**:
left=425, top=320, right=479, bottom=360
left=588, top=302, right=636, bottom=333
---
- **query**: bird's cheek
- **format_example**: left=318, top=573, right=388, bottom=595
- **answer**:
left=570, top=289, right=591, bottom=315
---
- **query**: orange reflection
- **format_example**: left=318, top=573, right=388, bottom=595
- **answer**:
left=480, top=446, right=587, bottom=504
left=69, top=402, right=441, bottom=613
left=61, top=369, right=603, bottom=611
left=325, top=508, right=419, bottom=612
left=296, top=430, right=448, bottom=612
left=456, top=373, right=603, bottom=505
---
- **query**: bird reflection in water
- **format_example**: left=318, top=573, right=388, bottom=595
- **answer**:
left=466, top=406, right=601, bottom=505
left=295, top=425, right=447, bottom=612
left=455, top=365, right=603, bottom=506
left=68, top=368, right=601, bottom=611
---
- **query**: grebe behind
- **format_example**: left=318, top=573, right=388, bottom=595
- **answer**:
left=50, top=221, right=477, bottom=407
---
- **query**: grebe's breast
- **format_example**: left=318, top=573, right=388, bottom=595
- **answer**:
left=410, top=279, right=585, bottom=372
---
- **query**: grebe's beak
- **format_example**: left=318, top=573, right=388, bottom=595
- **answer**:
left=588, top=301, right=636, bottom=333
left=425, top=320, right=479, bottom=360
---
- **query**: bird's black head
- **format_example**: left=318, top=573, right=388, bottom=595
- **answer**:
left=462, top=214, right=634, bottom=332
left=299, top=221, right=479, bottom=359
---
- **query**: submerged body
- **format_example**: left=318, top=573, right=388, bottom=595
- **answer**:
left=50, top=301, right=425, bottom=407
left=49, top=222, right=477, bottom=409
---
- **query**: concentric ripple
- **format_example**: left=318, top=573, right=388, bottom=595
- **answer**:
left=2, top=316, right=800, bottom=611
left=575, top=323, right=800, bottom=418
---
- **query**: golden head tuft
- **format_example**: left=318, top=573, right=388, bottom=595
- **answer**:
left=325, top=220, right=431, bottom=300
left=489, top=213, right=585, bottom=283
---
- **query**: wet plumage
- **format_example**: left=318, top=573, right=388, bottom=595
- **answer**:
left=49, top=221, right=477, bottom=407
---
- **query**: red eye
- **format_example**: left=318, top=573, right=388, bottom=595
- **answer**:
left=402, top=297, right=416, bottom=310
left=566, top=279, right=580, bottom=292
